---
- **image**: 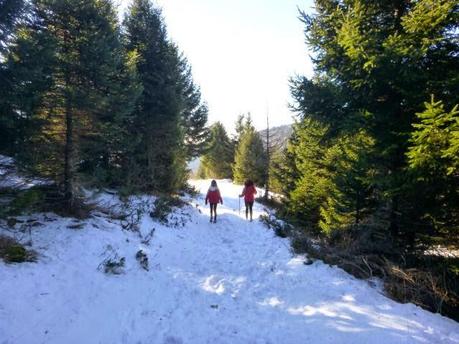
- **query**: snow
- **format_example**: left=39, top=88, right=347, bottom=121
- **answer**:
left=0, top=179, right=458, bottom=344
left=0, top=155, right=50, bottom=190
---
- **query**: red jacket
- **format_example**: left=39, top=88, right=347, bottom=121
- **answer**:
left=206, top=187, right=222, bottom=204
left=241, top=185, right=257, bottom=202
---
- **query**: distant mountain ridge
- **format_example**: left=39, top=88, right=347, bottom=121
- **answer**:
left=259, top=124, right=293, bottom=151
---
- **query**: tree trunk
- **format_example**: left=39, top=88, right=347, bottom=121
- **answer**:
left=63, top=31, right=74, bottom=208
left=63, top=87, right=73, bottom=207
left=355, top=190, right=361, bottom=224
left=264, top=114, right=270, bottom=199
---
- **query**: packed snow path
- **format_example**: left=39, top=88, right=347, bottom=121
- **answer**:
left=1, top=180, right=458, bottom=344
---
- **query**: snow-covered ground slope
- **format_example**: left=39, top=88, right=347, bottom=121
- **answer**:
left=0, top=179, right=458, bottom=344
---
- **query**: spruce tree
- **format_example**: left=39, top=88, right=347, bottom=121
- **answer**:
left=233, top=118, right=267, bottom=185
left=6, top=0, right=140, bottom=208
left=407, top=98, right=459, bottom=234
left=282, top=0, right=458, bottom=242
left=234, top=114, right=245, bottom=141
left=0, top=0, right=26, bottom=153
left=0, top=0, right=25, bottom=56
left=279, top=120, right=329, bottom=228
left=318, top=131, right=375, bottom=234
left=124, top=0, right=181, bottom=191
left=199, top=122, right=233, bottom=179
left=177, top=55, right=209, bottom=160
left=124, top=0, right=208, bottom=192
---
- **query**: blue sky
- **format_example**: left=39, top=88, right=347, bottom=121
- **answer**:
left=117, top=0, right=315, bottom=132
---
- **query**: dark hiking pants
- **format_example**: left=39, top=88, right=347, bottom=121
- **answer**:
left=245, top=201, right=254, bottom=220
left=209, top=203, right=218, bottom=222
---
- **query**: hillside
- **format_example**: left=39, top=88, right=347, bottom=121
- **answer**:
left=259, top=124, right=293, bottom=151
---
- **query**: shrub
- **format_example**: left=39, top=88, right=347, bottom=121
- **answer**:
left=9, top=188, right=43, bottom=214
left=102, top=257, right=125, bottom=275
left=181, top=183, right=199, bottom=198
left=0, top=187, right=45, bottom=218
left=136, top=250, right=149, bottom=271
left=0, top=235, right=37, bottom=263
left=291, top=235, right=314, bottom=255
left=255, top=196, right=283, bottom=211
left=4, top=245, right=27, bottom=262
left=259, top=214, right=291, bottom=238
left=150, top=196, right=185, bottom=224
left=1, top=185, right=93, bottom=219
left=98, top=245, right=126, bottom=275
left=384, top=256, right=459, bottom=321
left=141, top=228, right=155, bottom=245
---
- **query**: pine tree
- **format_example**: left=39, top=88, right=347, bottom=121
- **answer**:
left=269, top=149, right=289, bottom=194
left=406, top=98, right=459, bottom=233
left=0, top=0, right=26, bottom=153
left=177, top=55, right=209, bottom=160
left=280, top=120, right=330, bottom=228
left=263, top=114, right=271, bottom=198
left=124, top=0, right=181, bottom=192
left=408, top=98, right=459, bottom=177
left=318, top=131, right=375, bottom=234
left=124, top=0, right=208, bottom=192
left=199, top=122, right=233, bottom=179
left=233, top=118, right=267, bottom=185
left=282, top=0, right=458, bottom=241
left=6, top=0, right=140, bottom=208
left=262, top=113, right=287, bottom=198
left=234, top=114, right=245, bottom=141
left=0, top=0, right=25, bottom=56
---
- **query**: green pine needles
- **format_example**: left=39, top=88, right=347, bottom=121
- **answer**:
left=232, top=116, right=267, bottom=186
left=274, top=0, right=458, bottom=242
left=0, top=0, right=209, bottom=208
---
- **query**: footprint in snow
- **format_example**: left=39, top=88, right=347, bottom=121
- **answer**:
left=222, top=237, right=233, bottom=244
left=163, top=336, right=183, bottom=344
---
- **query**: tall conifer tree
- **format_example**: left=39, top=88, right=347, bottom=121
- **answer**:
left=233, top=117, right=267, bottom=185
left=6, top=0, right=140, bottom=207
left=281, top=0, right=458, bottom=241
left=124, top=0, right=208, bottom=192
left=0, top=0, right=26, bottom=153
left=198, top=122, right=233, bottom=179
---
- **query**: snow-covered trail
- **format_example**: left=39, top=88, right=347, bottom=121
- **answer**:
left=0, top=180, right=458, bottom=344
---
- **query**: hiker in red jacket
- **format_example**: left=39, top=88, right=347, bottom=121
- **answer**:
left=205, top=180, right=223, bottom=223
left=239, top=179, right=257, bottom=221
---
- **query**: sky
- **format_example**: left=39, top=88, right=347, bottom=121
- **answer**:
left=117, top=0, right=315, bottom=132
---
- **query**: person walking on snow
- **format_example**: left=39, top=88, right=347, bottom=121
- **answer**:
left=205, top=180, right=223, bottom=223
left=239, top=180, right=257, bottom=221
